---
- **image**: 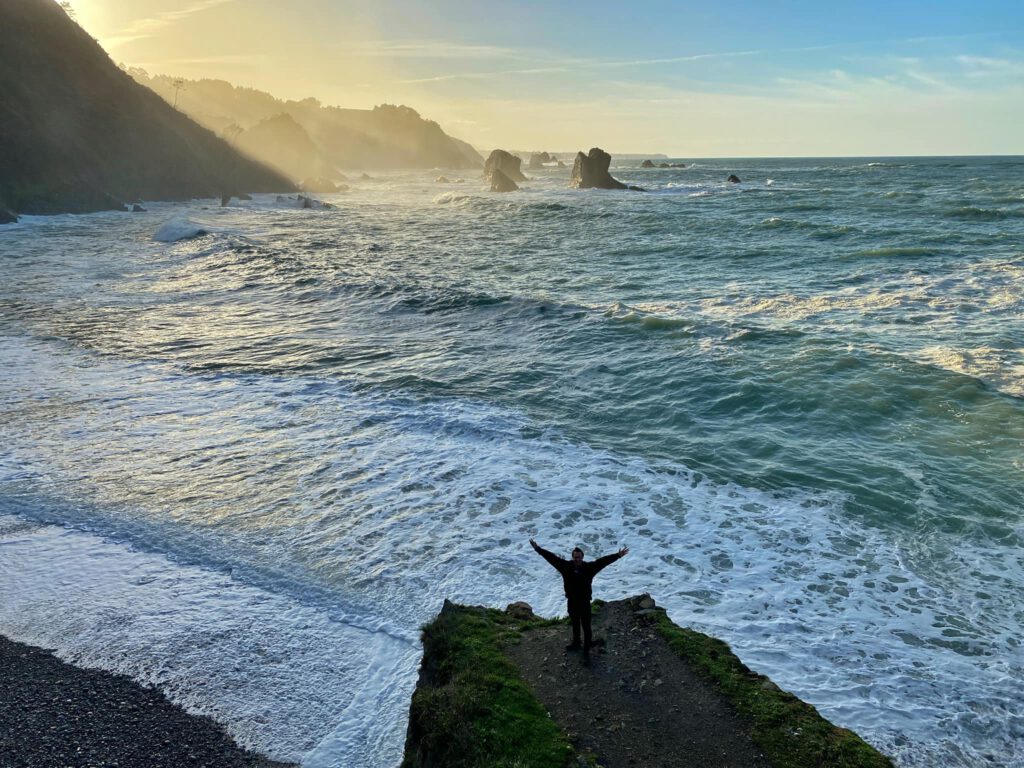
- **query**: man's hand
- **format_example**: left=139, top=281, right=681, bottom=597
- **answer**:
left=618, top=546, right=629, bottom=558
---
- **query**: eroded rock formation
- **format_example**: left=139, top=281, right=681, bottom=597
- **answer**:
left=570, top=148, right=643, bottom=191
left=490, top=169, right=519, bottom=192
left=484, top=150, right=527, bottom=183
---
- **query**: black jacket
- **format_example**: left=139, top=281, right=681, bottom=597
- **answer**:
left=533, top=545, right=621, bottom=605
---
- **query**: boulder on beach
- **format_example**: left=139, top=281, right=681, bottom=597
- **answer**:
left=640, top=159, right=656, bottom=168
left=484, top=149, right=527, bottom=183
left=571, top=147, right=643, bottom=191
left=727, top=174, right=742, bottom=183
left=489, top=169, right=519, bottom=193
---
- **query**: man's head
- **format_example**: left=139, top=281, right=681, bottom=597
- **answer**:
left=571, top=546, right=584, bottom=565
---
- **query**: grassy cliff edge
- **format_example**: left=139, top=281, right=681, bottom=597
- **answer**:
left=402, top=596, right=894, bottom=768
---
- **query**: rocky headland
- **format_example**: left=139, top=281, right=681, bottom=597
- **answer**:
left=130, top=72, right=484, bottom=179
left=403, top=595, right=895, bottom=768
left=0, top=0, right=292, bottom=221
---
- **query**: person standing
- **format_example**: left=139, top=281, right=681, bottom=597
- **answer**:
left=529, top=538, right=629, bottom=660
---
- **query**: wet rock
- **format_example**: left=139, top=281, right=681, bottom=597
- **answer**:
left=528, top=151, right=553, bottom=169
left=2, top=208, right=20, bottom=224
left=506, top=602, right=536, bottom=620
left=300, top=177, right=341, bottom=193
left=484, top=149, right=527, bottom=182
left=435, top=175, right=450, bottom=183
left=640, top=159, right=655, bottom=168
left=571, top=147, right=625, bottom=189
left=727, top=174, right=742, bottom=183
left=490, top=169, right=519, bottom=192
left=131, top=204, right=146, bottom=212
left=571, top=148, right=643, bottom=191
left=297, top=194, right=336, bottom=210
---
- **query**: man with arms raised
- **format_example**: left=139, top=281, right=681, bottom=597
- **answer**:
left=529, top=538, right=629, bottom=661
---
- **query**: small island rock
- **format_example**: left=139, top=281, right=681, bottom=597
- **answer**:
left=727, top=174, right=742, bottom=183
left=528, top=151, right=553, bottom=169
left=301, top=176, right=342, bottom=193
left=571, top=147, right=643, bottom=191
left=490, top=169, right=519, bottom=192
left=484, top=149, right=527, bottom=183
left=640, top=159, right=656, bottom=168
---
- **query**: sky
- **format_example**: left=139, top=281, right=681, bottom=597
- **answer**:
left=68, top=0, right=1024, bottom=156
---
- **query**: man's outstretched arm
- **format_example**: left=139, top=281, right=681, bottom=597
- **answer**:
left=590, top=545, right=629, bottom=574
left=529, top=539, right=566, bottom=571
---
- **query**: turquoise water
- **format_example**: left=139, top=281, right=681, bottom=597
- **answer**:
left=1, top=156, right=1022, bottom=766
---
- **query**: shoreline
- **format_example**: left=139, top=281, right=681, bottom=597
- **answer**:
left=0, top=634, right=295, bottom=768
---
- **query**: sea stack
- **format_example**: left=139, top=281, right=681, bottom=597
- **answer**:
left=528, top=151, right=553, bottom=169
left=483, top=150, right=527, bottom=183
left=571, top=147, right=642, bottom=190
left=489, top=169, right=519, bottom=192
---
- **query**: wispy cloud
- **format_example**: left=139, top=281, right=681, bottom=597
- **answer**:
left=106, top=0, right=235, bottom=50
left=347, top=42, right=525, bottom=60
left=388, top=32, right=1008, bottom=88
left=399, top=65, right=568, bottom=84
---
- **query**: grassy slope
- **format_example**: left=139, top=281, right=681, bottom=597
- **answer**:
left=403, top=602, right=576, bottom=768
left=650, top=605, right=895, bottom=768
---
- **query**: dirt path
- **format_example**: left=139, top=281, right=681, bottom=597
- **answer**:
left=506, top=598, right=770, bottom=768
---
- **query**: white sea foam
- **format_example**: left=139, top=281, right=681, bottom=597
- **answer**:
left=432, top=191, right=474, bottom=206
left=0, top=517, right=418, bottom=766
left=153, top=216, right=210, bottom=242
left=0, top=335, right=1021, bottom=767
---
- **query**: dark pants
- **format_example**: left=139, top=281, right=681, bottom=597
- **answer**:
left=568, top=599, right=592, bottom=647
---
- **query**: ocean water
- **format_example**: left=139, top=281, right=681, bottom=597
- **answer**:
left=0, top=156, right=1022, bottom=767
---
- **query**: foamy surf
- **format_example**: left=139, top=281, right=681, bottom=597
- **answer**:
left=0, top=516, right=419, bottom=767
left=153, top=216, right=210, bottom=242
left=1, top=334, right=1021, bottom=767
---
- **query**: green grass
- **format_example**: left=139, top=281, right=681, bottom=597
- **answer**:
left=652, top=608, right=895, bottom=768
left=402, top=602, right=575, bottom=768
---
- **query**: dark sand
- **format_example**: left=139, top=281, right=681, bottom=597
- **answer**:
left=0, top=635, right=295, bottom=768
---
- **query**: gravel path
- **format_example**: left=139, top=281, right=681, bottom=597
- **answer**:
left=506, top=598, right=771, bottom=768
left=0, top=636, right=294, bottom=768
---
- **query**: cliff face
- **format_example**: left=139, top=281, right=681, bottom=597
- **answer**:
left=0, top=0, right=292, bottom=217
left=129, top=73, right=484, bottom=176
